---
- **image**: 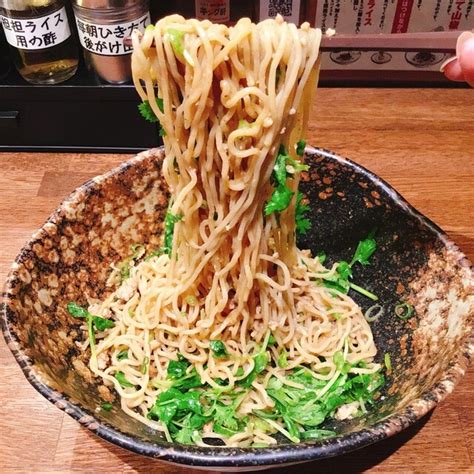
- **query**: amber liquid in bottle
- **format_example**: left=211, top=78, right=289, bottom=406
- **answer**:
left=2, top=1, right=78, bottom=84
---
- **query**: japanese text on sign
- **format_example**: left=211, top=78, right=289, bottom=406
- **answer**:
left=259, top=0, right=301, bottom=24
left=1, top=7, right=71, bottom=51
left=75, top=13, right=150, bottom=56
left=195, top=0, right=230, bottom=22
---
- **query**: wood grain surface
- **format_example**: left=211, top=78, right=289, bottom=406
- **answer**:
left=1, top=88, right=473, bottom=473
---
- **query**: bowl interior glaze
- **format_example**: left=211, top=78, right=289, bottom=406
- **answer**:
left=2, top=147, right=473, bottom=469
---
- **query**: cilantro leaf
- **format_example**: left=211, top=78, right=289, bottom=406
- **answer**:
left=118, top=243, right=145, bottom=283
left=67, top=302, right=88, bottom=319
left=321, top=232, right=378, bottom=301
left=277, top=350, right=288, bottom=368
left=138, top=98, right=166, bottom=136
left=115, top=371, right=134, bottom=388
left=265, top=362, right=384, bottom=442
left=93, top=316, right=115, bottom=331
left=67, top=302, right=114, bottom=350
left=101, top=402, right=113, bottom=411
left=350, top=233, right=377, bottom=267
left=265, top=145, right=309, bottom=218
left=295, top=192, right=311, bottom=235
left=264, top=185, right=294, bottom=216
left=163, top=205, right=183, bottom=255
left=138, top=98, right=164, bottom=123
left=238, top=338, right=270, bottom=388
left=167, top=355, right=190, bottom=380
left=268, top=333, right=277, bottom=346
left=209, top=340, right=229, bottom=358
left=296, top=140, right=306, bottom=156
left=147, top=388, right=202, bottom=428
left=273, top=147, right=289, bottom=186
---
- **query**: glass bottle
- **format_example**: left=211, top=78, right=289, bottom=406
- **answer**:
left=0, top=0, right=79, bottom=84
left=72, top=0, right=150, bottom=84
left=0, top=17, right=11, bottom=79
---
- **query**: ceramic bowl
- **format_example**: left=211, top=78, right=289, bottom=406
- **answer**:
left=2, top=147, right=473, bottom=470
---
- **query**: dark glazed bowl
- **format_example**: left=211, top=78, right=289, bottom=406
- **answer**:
left=2, top=147, right=473, bottom=470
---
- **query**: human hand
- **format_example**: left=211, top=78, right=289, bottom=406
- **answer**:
left=441, top=31, right=474, bottom=86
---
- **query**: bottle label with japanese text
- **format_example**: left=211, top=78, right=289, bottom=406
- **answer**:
left=195, top=0, right=230, bottom=22
left=1, top=7, right=71, bottom=51
left=75, top=13, right=150, bottom=56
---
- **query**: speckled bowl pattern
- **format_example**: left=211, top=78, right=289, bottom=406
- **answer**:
left=2, top=147, right=473, bottom=470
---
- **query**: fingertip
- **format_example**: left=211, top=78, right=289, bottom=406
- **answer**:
left=458, top=37, right=474, bottom=86
left=442, top=58, right=465, bottom=82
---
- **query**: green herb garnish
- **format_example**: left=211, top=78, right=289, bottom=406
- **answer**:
left=101, top=402, right=113, bottom=411
left=138, top=98, right=164, bottom=123
left=117, top=349, right=128, bottom=361
left=296, top=139, right=306, bottom=156
left=138, top=98, right=166, bottom=136
left=167, top=354, right=190, bottom=380
left=263, top=362, right=384, bottom=442
left=118, top=243, right=145, bottom=282
left=277, top=350, right=288, bottom=368
left=350, top=231, right=377, bottom=267
left=295, top=191, right=311, bottom=235
left=163, top=204, right=183, bottom=256
left=67, top=302, right=115, bottom=351
left=384, top=353, right=392, bottom=371
left=321, top=232, right=378, bottom=301
left=265, top=145, right=309, bottom=220
left=238, top=332, right=271, bottom=388
left=115, top=371, right=134, bottom=388
left=209, top=340, right=229, bottom=358
left=264, top=146, right=294, bottom=216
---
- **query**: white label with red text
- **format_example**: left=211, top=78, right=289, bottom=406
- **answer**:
left=1, top=7, right=71, bottom=51
left=75, top=12, right=150, bottom=56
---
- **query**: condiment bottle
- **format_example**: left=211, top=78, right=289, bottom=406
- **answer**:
left=194, top=0, right=254, bottom=25
left=72, top=0, right=150, bottom=84
left=0, top=17, right=11, bottom=79
left=0, top=0, right=79, bottom=84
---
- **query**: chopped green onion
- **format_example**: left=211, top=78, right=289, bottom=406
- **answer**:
left=395, top=302, right=414, bottom=320
left=141, top=356, right=150, bottom=374
left=364, top=304, right=384, bottom=322
left=384, top=353, right=392, bottom=371
left=101, top=402, right=113, bottom=411
left=165, top=28, right=185, bottom=57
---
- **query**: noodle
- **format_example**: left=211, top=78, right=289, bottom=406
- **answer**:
left=77, top=15, right=382, bottom=447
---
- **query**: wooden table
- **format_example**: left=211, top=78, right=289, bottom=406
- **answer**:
left=1, top=89, right=473, bottom=473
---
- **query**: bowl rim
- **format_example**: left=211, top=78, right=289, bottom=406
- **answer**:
left=1, top=146, right=473, bottom=468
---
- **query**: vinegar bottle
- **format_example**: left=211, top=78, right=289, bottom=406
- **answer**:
left=0, top=0, right=79, bottom=84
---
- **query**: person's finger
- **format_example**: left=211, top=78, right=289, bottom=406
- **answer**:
left=456, top=31, right=474, bottom=58
left=441, top=57, right=466, bottom=82
left=458, top=37, right=474, bottom=87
